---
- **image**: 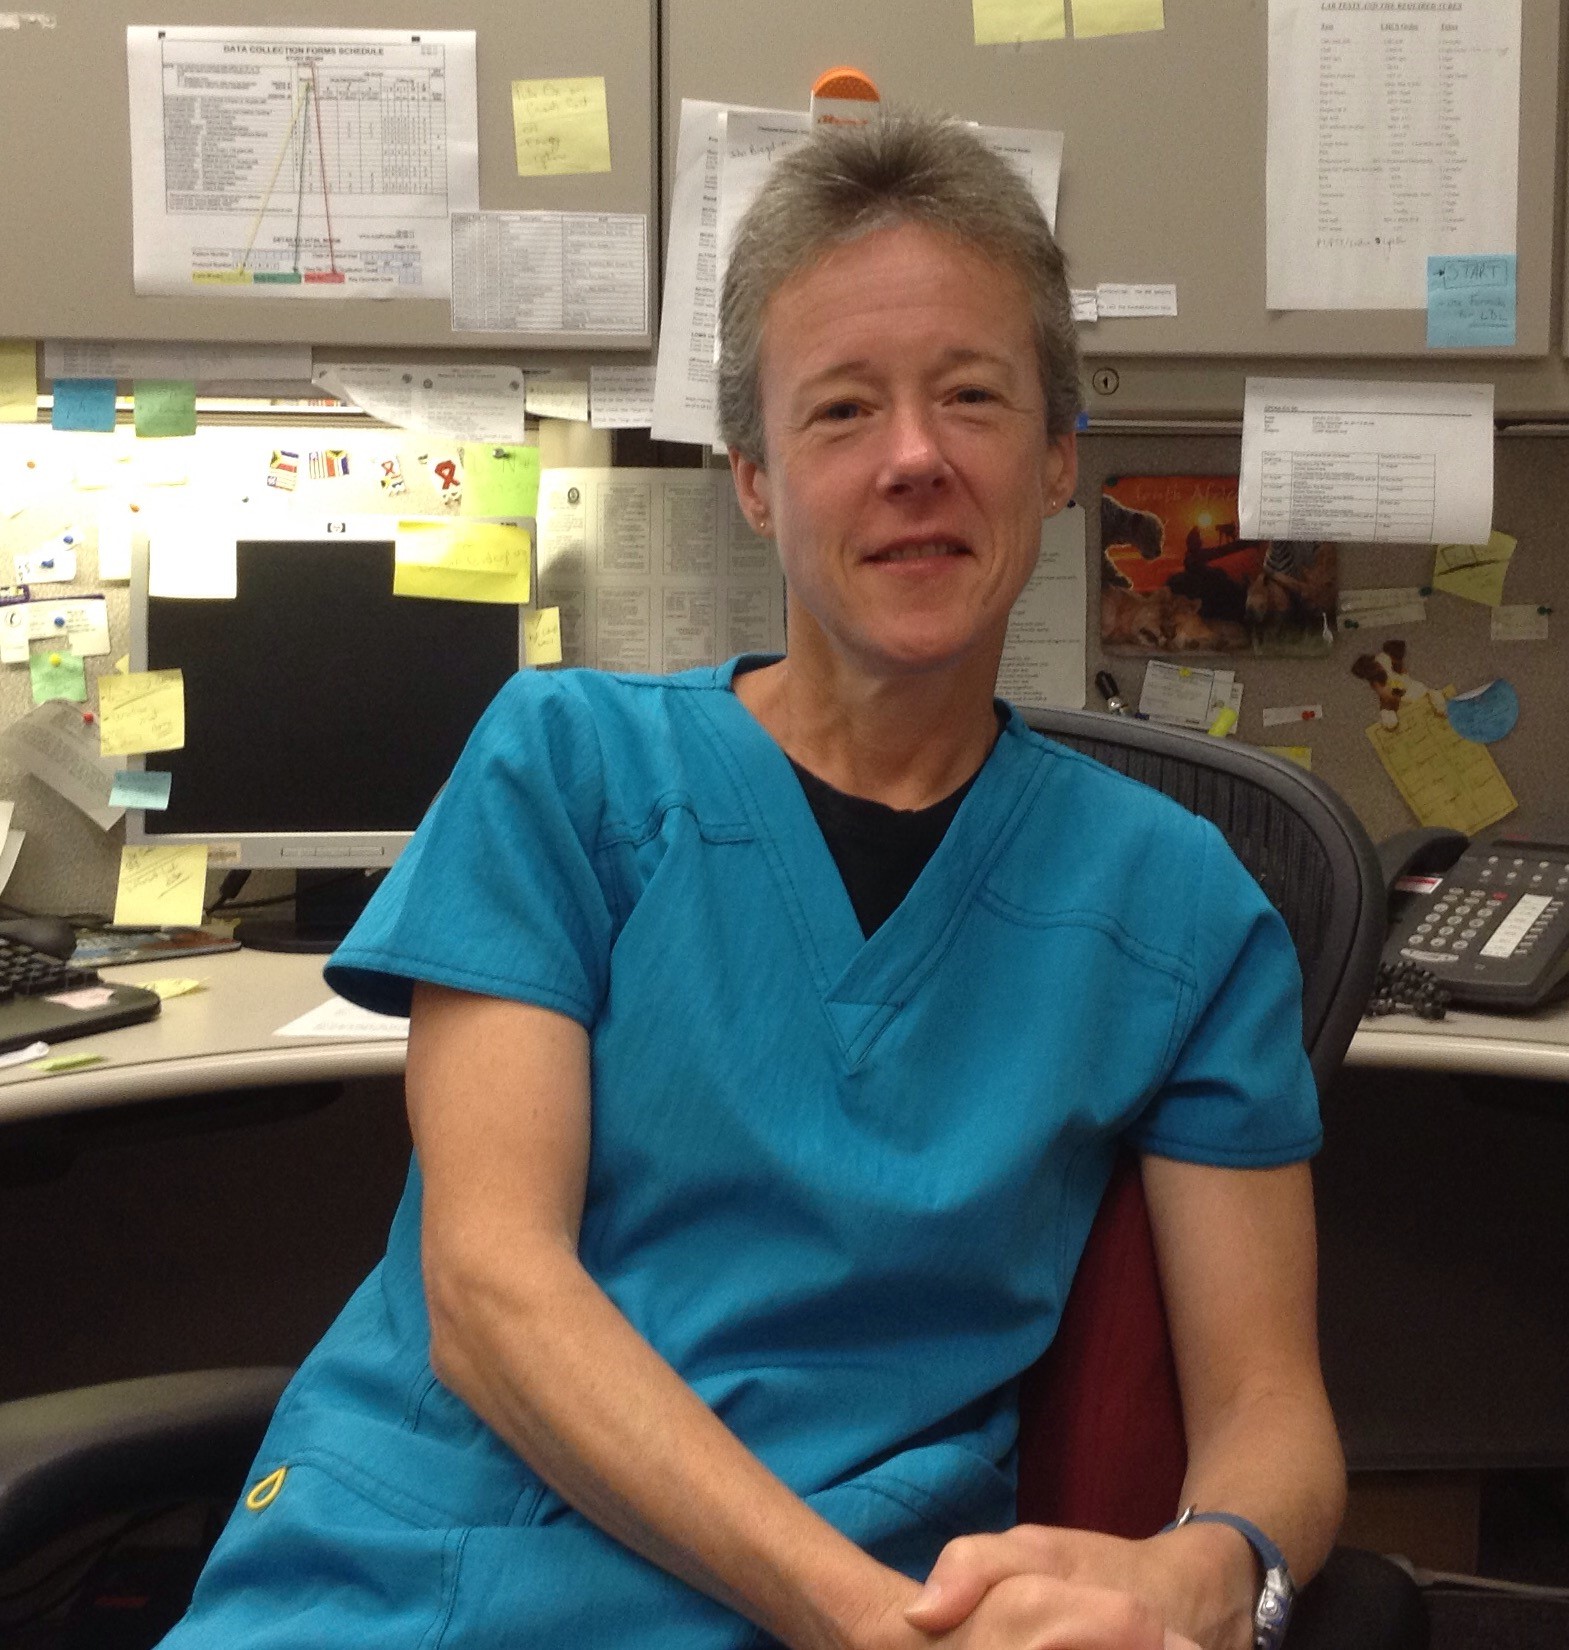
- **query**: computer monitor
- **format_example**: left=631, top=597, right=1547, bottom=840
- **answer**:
left=127, top=521, right=524, bottom=952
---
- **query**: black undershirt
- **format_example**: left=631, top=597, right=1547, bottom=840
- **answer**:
left=790, top=759, right=978, bottom=938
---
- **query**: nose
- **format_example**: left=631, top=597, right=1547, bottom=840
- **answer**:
left=877, top=400, right=951, bottom=498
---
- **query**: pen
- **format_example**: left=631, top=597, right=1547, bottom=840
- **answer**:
left=1095, top=670, right=1135, bottom=718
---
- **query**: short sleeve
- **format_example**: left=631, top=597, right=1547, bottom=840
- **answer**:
left=1125, top=819, right=1322, bottom=1168
left=324, top=673, right=615, bottom=1024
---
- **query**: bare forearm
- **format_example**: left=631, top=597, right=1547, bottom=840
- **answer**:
left=1178, top=1379, right=1347, bottom=1585
left=427, top=1237, right=911, bottom=1650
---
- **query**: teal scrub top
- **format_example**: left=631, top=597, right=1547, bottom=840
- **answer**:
left=162, top=659, right=1319, bottom=1650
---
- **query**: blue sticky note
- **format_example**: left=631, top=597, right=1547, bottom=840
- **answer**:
left=109, top=768, right=174, bottom=811
left=1447, top=679, right=1519, bottom=745
left=51, top=378, right=117, bottom=432
left=1427, top=256, right=1516, bottom=349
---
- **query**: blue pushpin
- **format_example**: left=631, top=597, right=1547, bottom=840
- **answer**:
left=52, top=614, right=66, bottom=628
left=62, top=534, right=74, bottom=545
left=39, top=557, right=53, bottom=569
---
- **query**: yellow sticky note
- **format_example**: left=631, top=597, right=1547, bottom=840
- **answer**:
left=97, top=668, right=185, bottom=756
left=1365, top=693, right=1516, bottom=836
left=113, top=655, right=130, bottom=674
left=972, top=0, right=1066, bottom=45
left=511, top=76, right=612, bottom=176
left=1432, top=530, right=1516, bottom=607
left=0, top=340, right=37, bottom=423
left=524, top=606, right=562, bottom=666
left=395, top=520, right=530, bottom=576
left=1264, top=745, right=1314, bottom=773
left=459, top=444, right=541, bottom=518
left=113, top=844, right=208, bottom=929
left=392, top=562, right=532, bottom=604
left=142, top=977, right=206, bottom=1001
left=1070, top=0, right=1164, bottom=38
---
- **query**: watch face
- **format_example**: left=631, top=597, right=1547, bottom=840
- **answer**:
left=1253, top=1563, right=1295, bottom=1650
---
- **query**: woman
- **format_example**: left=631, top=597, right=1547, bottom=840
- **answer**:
left=161, top=113, right=1343, bottom=1650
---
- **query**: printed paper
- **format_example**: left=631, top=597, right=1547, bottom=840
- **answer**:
left=1239, top=378, right=1494, bottom=545
left=1266, top=0, right=1522, bottom=310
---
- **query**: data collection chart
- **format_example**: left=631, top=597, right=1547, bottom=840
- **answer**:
left=127, top=26, right=479, bottom=299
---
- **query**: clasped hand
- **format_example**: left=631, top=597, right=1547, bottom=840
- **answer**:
left=856, top=1525, right=1216, bottom=1650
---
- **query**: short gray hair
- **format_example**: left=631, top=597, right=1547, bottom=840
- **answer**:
left=717, top=110, right=1082, bottom=465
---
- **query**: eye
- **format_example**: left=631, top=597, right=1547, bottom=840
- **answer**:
left=951, top=385, right=997, bottom=406
left=815, top=400, right=862, bottom=423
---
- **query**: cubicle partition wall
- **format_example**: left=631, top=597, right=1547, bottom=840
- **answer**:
left=0, top=0, right=658, bottom=353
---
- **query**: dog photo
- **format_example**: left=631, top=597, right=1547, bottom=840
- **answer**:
left=1100, top=476, right=1338, bottom=658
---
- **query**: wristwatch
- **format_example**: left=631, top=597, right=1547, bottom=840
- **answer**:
left=1165, top=1505, right=1295, bottom=1650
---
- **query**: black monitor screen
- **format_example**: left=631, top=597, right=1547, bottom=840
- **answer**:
left=142, top=539, right=519, bottom=838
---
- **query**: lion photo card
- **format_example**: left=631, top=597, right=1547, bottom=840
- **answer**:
left=1100, top=475, right=1337, bottom=657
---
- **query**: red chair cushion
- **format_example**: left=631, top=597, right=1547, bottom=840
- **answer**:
left=1015, top=1152, right=1188, bottom=1539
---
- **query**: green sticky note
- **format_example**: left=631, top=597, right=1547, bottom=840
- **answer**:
left=30, top=1052, right=108, bottom=1074
left=30, top=648, right=88, bottom=704
left=134, top=379, right=198, bottom=438
left=459, top=443, right=541, bottom=518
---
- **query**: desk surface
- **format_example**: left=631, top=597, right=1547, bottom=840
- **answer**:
left=0, top=949, right=405, bottom=1125
left=2, top=947, right=1566, bottom=1125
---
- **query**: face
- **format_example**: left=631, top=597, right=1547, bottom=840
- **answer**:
left=731, top=221, right=1076, bottom=683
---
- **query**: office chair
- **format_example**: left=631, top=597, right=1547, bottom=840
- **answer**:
left=1015, top=706, right=1425, bottom=1647
left=0, top=711, right=1422, bottom=1646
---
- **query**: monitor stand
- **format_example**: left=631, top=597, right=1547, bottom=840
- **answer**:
left=234, top=869, right=387, bottom=955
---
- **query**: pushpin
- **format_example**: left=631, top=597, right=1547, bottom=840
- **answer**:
left=129, top=502, right=140, bottom=513
left=810, top=67, right=880, bottom=125
left=1418, top=585, right=1432, bottom=596
left=82, top=710, right=94, bottom=725
left=39, top=557, right=53, bottom=569
left=52, top=613, right=66, bottom=627
left=48, top=651, right=62, bottom=666
left=1539, top=605, right=1553, bottom=616
left=62, top=533, right=74, bottom=545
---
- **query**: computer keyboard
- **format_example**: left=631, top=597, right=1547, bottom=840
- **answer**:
left=0, top=935, right=162, bottom=1055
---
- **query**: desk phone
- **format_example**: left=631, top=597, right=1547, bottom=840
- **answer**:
left=1383, top=833, right=1569, bottom=1012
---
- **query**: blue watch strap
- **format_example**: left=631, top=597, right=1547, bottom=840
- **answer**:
left=1162, top=1506, right=1295, bottom=1650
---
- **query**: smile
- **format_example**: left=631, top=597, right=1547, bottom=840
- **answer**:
left=866, top=541, right=970, bottom=562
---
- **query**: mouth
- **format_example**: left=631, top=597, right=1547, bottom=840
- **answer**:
left=864, top=539, right=972, bottom=564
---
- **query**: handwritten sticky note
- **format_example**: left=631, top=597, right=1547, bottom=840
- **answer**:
left=512, top=76, right=612, bottom=176
left=1427, top=256, right=1516, bottom=349
left=30, top=649, right=87, bottom=705
left=524, top=606, right=562, bottom=666
left=133, top=379, right=198, bottom=437
left=113, top=843, right=208, bottom=928
left=52, top=378, right=117, bottom=432
left=1491, top=604, right=1550, bottom=642
left=1071, top=0, right=1164, bottom=37
left=97, top=668, right=185, bottom=756
left=109, top=768, right=174, bottom=810
left=392, top=561, right=532, bottom=605
left=972, top=0, right=1066, bottom=44
left=0, top=340, right=36, bottom=422
left=396, top=520, right=531, bottom=576
left=1433, top=530, right=1515, bottom=607
left=459, top=444, right=541, bottom=518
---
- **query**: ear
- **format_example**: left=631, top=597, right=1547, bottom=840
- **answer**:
left=728, top=448, right=772, bottom=538
left=1041, top=433, right=1078, bottom=516
left=1384, top=639, right=1406, bottom=671
left=1350, top=656, right=1381, bottom=684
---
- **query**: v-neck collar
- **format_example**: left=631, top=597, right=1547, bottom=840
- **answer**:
left=697, top=657, right=1051, bottom=1067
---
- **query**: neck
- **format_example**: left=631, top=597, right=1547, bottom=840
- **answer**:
left=735, top=633, right=1005, bottom=811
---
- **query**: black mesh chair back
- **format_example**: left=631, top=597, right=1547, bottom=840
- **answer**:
left=1023, top=707, right=1385, bottom=1088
